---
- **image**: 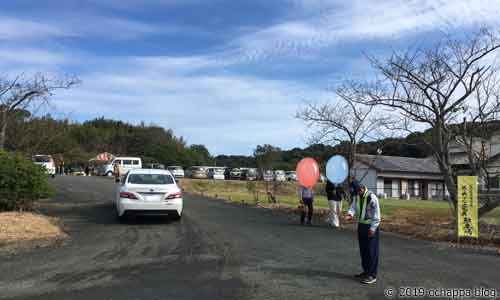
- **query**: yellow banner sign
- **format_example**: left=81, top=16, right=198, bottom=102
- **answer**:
left=457, top=176, right=478, bottom=238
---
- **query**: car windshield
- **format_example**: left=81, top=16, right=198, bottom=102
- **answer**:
left=128, top=174, right=174, bottom=185
left=33, top=156, right=51, bottom=163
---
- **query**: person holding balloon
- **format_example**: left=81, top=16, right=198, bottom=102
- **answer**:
left=325, top=180, right=345, bottom=228
left=296, top=157, right=321, bottom=226
left=324, top=155, right=349, bottom=228
left=298, top=185, right=314, bottom=225
left=344, top=181, right=381, bottom=285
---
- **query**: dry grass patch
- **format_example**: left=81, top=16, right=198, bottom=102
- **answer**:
left=0, top=212, right=68, bottom=253
left=383, top=208, right=500, bottom=247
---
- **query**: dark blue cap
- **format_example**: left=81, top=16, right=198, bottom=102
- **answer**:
left=350, top=180, right=362, bottom=191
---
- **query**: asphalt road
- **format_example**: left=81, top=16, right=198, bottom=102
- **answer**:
left=0, top=176, right=498, bottom=300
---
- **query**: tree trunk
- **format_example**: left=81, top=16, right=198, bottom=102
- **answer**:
left=432, top=121, right=457, bottom=212
left=478, top=196, right=500, bottom=217
left=347, top=141, right=356, bottom=182
left=0, top=109, right=8, bottom=150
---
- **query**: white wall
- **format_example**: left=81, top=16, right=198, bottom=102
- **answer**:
left=392, top=179, right=400, bottom=198
left=401, top=179, right=408, bottom=198
left=377, top=178, right=384, bottom=197
left=353, top=169, right=377, bottom=191
left=351, top=163, right=377, bottom=191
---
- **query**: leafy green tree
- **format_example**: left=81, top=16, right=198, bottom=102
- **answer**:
left=254, top=144, right=282, bottom=170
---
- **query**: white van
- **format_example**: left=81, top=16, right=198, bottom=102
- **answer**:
left=32, top=154, right=56, bottom=176
left=103, top=157, right=142, bottom=176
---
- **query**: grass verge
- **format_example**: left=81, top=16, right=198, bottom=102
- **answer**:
left=181, top=179, right=500, bottom=249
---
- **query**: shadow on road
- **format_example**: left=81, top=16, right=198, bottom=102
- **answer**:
left=262, top=266, right=356, bottom=282
left=117, top=215, right=180, bottom=226
left=40, top=199, right=178, bottom=226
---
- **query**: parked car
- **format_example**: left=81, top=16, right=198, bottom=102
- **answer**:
left=241, top=168, right=258, bottom=180
left=285, top=171, right=297, bottom=181
left=208, top=167, right=225, bottom=180
left=230, top=168, right=242, bottom=180
left=167, top=166, right=185, bottom=178
left=186, top=166, right=208, bottom=179
left=114, top=169, right=182, bottom=221
left=32, top=155, right=56, bottom=177
left=274, top=170, right=286, bottom=181
left=68, top=166, right=86, bottom=176
left=262, top=170, right=274, bottom=181
left=145, top=163, right=165, bottom=170
left=101, top=157, right=142, bottom=176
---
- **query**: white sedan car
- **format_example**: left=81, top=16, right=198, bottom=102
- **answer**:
left=114, top=169, right=183, bottom=221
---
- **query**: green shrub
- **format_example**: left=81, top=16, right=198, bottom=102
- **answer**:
left=246, top=181, right=259, bottom=203
left=0, top=150, right=54, bottom=211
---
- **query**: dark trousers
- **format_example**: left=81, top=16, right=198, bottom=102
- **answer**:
left=358, top=223, right=379, bottom=277
left=300, top=198, right=313, bottom=224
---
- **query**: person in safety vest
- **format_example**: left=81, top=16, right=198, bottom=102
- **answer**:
left=344, top=181, right=381, bottom=285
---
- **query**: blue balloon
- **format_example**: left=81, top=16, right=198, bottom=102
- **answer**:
left=326, top=155, right=349, bottom=184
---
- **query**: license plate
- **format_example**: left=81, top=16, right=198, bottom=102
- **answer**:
left=145, top=195, right=162, bottom=201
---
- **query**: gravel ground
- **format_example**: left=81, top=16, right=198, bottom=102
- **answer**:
left=0, top=176, right=498, bottom=300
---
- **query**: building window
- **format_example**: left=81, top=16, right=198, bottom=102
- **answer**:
left=488, top=176, right=500, bottom=189
left=384, top=179, right=392, bottom=198
left=408, top=180, right=419, bottom=197
left=430, top=183, right=443, bottom=198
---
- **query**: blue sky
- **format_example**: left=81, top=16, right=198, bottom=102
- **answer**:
left=1, top=0, right=500, bottom=155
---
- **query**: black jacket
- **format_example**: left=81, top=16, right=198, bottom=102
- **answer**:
left=326, top=181, right=345, bottom=201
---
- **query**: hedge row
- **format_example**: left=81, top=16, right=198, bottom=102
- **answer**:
left=0, top=150, right=54, bottom=211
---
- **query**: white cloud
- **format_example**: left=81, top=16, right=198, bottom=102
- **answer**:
left=132, top=55, right=226, bottom=73
left=0, top=16, right=71, bottom=40
left=0, top=14, right=167, bottom=41
left=5, top=0, right=500, bottom=155
left=69, top=16, right=164, bottom=39
left=230, top=0, right=500, bottom=61
left=0, top=48, right=70, bottom=66
left=51, top=54, right=328, bottom=154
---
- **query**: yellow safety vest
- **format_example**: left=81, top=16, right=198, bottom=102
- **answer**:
left=356, top=191, right=372, bottom=224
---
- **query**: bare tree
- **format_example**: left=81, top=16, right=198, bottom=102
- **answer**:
left=253, top=144, right=282, bottom=202
left=0, top=73, right=79, bottom=149
left=456, top=72, right=500, bottom=216
left=348, top=29, right=500, bottom=215
left=296, top=91, right=394, bottom=179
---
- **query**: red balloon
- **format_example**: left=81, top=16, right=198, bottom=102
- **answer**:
left=296, top=157, right=320, bottom=188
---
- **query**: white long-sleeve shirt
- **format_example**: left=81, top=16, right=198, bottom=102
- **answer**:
left=348, top=192, right=381, bottom=231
